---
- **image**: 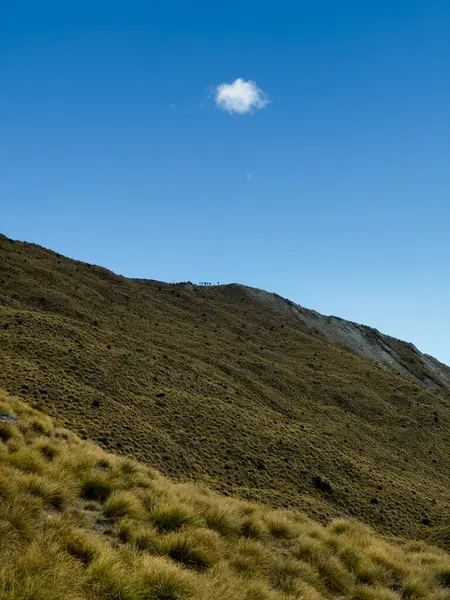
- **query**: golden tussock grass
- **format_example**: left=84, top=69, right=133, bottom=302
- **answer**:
left=0, top=389, right=450, bottom=600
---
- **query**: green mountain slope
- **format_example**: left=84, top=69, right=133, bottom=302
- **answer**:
left=1, top=233, right=449, bottom=542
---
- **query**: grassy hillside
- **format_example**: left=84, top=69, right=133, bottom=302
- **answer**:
left=1, top=233, right=450, bottom=543
left=1, top=389, right=450, bottom=600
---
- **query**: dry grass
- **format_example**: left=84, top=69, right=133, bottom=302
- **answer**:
left=1, top=233, right=449, bottom=543
left=0, top=389, right=450, bottom=600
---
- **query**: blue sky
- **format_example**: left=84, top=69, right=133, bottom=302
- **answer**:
left=2, top=1, right=450, bottom=365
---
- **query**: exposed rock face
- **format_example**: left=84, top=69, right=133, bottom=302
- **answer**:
left=313, top=474, right=333, bottom=493
left=239, top=285, right=450, bottom=393
left=0, top=411, right=18, bottom=423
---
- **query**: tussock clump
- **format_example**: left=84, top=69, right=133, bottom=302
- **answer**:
left=265, top=511, right=298, bottom=539
left=58, top=525, right=104, bottom=566
left=138, top=555, right=196, bottom=600
left=204, top=505, right=240, bottom=537
left=0, top=421, right=16, bottom=443
left=33, top=438, right=60, bottom=460
left=0, top=496, right=41, bottom=547
left=150, top=503, right=194, bottom=533
left=240, top=512, right=268, bottom=540
left=23, top=473, right=72, bottom=509
left=103, top=490, right=145, bottom=521
left=160, top=531, right=212, bottom=571
left=118, top=520, right=160, bottom=552
left=0, top=535, right=86, bottom=600
left=349, top=585, right=400, bottom=599
left=120, top=457, right=140, bottom=475
left=80, top=475, right=113, bottom=503
left=27, top=415, right=53, bottom=436
left=85, top=550, right=140, bottom=599
left=227, top=538, right=273, bottom=578
left=8, top=446, right=46, bottom=474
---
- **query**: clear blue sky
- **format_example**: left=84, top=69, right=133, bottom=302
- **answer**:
left=2, top=1, right=449, bottom=365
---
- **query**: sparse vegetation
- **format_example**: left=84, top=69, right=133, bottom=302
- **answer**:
left=0, top=389, right=449, bottom=600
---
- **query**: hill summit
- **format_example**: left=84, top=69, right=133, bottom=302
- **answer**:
left=0, top=233, right=449, bottom=544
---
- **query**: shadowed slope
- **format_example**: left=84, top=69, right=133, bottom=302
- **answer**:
left=0, top=233, right=449, bottom=542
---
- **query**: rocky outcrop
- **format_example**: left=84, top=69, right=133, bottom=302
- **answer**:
left=0, top=411, right=18, bottom=423
left=239, top=285, right=450, bottom=393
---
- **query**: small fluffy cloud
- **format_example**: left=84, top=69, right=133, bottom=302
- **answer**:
left=215, top=78, right=269, bottom=114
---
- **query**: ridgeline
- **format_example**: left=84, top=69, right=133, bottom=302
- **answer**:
left=1, top=233, right=449, bottom=546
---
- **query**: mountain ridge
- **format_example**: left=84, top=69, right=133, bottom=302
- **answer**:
left=233, top=283, right=450, bottom=391
left=3, top=231, right=449, bottom=385
left=1, top=232, right=449, bottom=543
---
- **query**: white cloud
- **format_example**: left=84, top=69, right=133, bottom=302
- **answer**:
left=215, top=78, right=269, bottom=114
left=246, top=172, right=252, bottom=181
